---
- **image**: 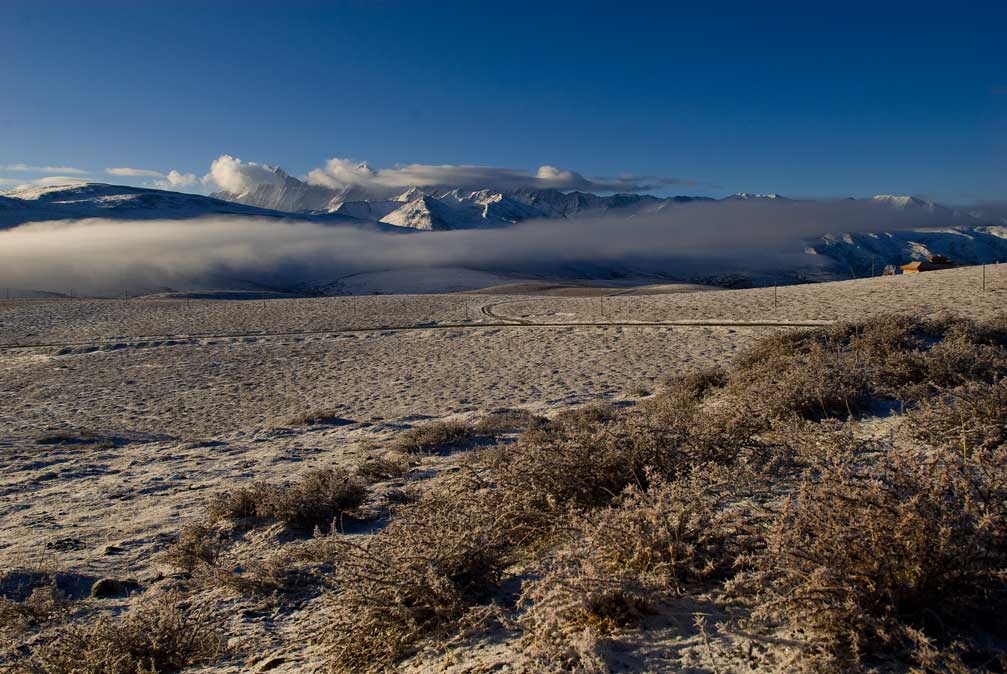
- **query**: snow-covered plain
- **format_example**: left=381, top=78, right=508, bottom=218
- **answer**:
left=2, top=265, right=1006, bottom=671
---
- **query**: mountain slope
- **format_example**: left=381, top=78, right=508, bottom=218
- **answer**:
left=808, top=226, right=1007, bottom=277
left=0, top=182, right=364, bottom=229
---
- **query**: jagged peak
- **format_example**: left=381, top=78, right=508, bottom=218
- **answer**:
left=394, top=186, right=428, bottom=202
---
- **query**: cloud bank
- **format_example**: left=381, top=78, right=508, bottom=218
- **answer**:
left=0, top=198, right=998, bottom=296
left=304, top=158, right=685, bottom=194
left=106, top=167, right=165, bottom=178
left=4, top=164, right=89, bottom=175
left=203, top=154, right=689, bottom=200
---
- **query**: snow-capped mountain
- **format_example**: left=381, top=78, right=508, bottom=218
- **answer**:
left=723, top=192, right=788, bottom=200
left=0, top=182, right=363, bottom=229
left=807, top=226, right=1007, bottom=278
left=211, top=169, right=702, bottom=229
left=214, top=166, right=338, bottom=213
left=5, top=181, right=1006, bottom=293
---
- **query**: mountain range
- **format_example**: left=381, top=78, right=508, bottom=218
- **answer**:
left=3, top=179, right=1006, bottom=291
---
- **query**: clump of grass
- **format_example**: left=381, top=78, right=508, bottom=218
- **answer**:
left=207, top=467, right=366, bottom=532
left=732, top=447, right=1007, bottom=669
left=319, top=490, right=515, bottom=672
left=388, top=420, right=478, bottom=454
left=21, top=591, right=227, bottom=674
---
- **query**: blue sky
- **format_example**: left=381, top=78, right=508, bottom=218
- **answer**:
left=1, top=0, right=1004, bottom=202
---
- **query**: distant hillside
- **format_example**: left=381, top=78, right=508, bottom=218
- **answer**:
left=0, top=182, right=364, bottom=229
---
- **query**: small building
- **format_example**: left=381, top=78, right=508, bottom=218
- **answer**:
left=901, top=256, right=955, bottom=274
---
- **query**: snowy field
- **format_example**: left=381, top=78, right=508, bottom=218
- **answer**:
left=1, top=264, right=1005, bottom=671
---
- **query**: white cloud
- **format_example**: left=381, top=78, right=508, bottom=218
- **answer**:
left=1, top=197, right=985, bottom=296
left=153, top=170, right=198, bottom=190
left=4, top=163, right=89, bottom=175
left=202, top=155, right=285, bottom=195
left=22, top=176, right=90, bottom=188
left=106, top=167, right=164, bottom=178
left=304, top=157, right=680, bottom=194
left=202, top=154, right=688, bottom=199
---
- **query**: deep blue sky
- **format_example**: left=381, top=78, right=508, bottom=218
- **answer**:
left=2, top=0, right=1005, bottom=202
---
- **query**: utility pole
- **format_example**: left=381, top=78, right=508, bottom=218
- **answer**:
left=982, top=264, right=987, bottom=292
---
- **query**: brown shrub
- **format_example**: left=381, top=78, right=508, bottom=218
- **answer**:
left=388, top=420, right=478, bottom=454
left=21, top=591, right=226, bottom=674
left=733, top=447, right=1007, bottom=669
left=283, top=409, right=354, bottom=427
left=657, top=366, right=727, bottom=400
left=206, top=468, right=366, bottom=532
left=730, top=338, right=875, bottom=420
left=497, top=395, right=765, bottom=516
left=519, top=473, right=765, bottom=671
left=355, top=454, right=413, bottom=482
left=162, top=522, right=227, bottom=573
left=319, top=490, right=515, bottom=672
left=0, top=585, right=69, bottom=637
left=905, top=379, right=1007, bottom=455
left=728, top=317, right=1007, bottom=420
left=193, top=549, right=314, bottom=597
left=472, top=408, right=547, bottom=435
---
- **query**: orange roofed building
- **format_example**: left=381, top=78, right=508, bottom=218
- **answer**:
left=900, top=256, right=954, bottom=274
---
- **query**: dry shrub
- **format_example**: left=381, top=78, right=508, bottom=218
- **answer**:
left=207, top=467, right=366, bottom=532
left=734, top=448, right=1007, bottom=669
left=34, top=430, right=115, bottom=450
left=163, top=523, right=315, bottom=597
left=657, top=366, right=727, bottom=399
left=22, top=591, right=226, bottom=674
left=193, top=549, right=313, bottom=597
left=627, top=382, right=652, bottom=398
left=519, top=473, right=764, bottom=671
left=731, top=338, right=875, bottom=420
left=162, top=522, right=227, bottom=573
left=320, top=490, right=515, bottom=672
left=472, top=408, right=546, bottom=435
left=283, top=409, right=353, bottom=426
left=388, top=420, right=477, bottom=454
left=728, top=317, right=1007, bottom=421
left=0, top=585, right=69, bottom=636
left=355, top=453, right=413, bottom=482
left=547, top=402, right=617, bottom=430
left=906, top=379, right=1007, bottom=455
left=498, top=394, right=764, bottom=516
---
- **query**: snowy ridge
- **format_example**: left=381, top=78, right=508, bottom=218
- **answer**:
left=0, top=182, right=365, bottom=229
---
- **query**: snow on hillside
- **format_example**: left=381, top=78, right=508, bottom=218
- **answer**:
left=4, top=181, right=1007, bottom=295
left=0, top=182, right=364, bottom=229
left=808, top=226, right=1007, bottom=277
